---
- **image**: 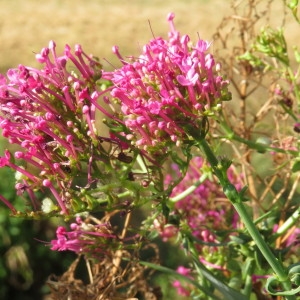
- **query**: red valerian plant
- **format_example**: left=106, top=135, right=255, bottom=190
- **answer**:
left=0, top=6, right=299, bottom=300
left=50, top=216, right=138, bottom=258
left=0, top=42, right=139, bottom=216
left=106, top=13, right=231, bottom=155
left=0, top=42, right=107, bottom=214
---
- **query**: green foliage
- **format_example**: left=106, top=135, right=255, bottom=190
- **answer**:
left=0, top=162, right=75, bottom=299
left=287, top=0, right=300, bottom=23
left=0, top=1, right=300, bottom=299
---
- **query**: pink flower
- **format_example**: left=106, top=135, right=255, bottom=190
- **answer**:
left=0, top=149, right=10, bottom=167
left=165, top=157, right=243, bottom=250
left=172, top=266, right=193, bottom=297
left=107, top=13, right=231, bottom=154
left=285, top=227, right=300, bottom=247
left=177, top=67, right=199, bottom=86
left=153, top=218, right=179, bottom=242
left=0, top=41, right=123, bottom=215
left=50, top=217, right=118, bottom=258
left=172, top=280, right=191, bottom=297
left=177, top=266, right=192, bottom=276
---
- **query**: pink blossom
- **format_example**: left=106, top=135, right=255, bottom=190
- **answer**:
left=171, top=266, right=194, bottom=297
left=153, top=218, right=179, bottom=242
left=50, top=217, right=118, bottom=258
left=107, top=13, right=231, bottom=154
left=177, top=266, right=192, bottom=276
left=164, top=157, right=243, bottom=251
left=284, top=227, right=300, bottom=247
left=0, top=41, right=123, bottom=215
left=172, top=280, right=191, bottom=297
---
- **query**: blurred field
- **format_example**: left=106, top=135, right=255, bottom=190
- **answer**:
left=0, top=0, right=298, bottom=72
left=0, top=0, right=227, bottom=72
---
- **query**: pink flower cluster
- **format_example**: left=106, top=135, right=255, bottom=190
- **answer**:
left=172, top=266, right=193, bottom=297
left=157, top=157, right=243, bottom=296
left=0, top=41, right=117, bottom=214
left=51, top=217, right=117, bottom=257
left=163, top=157, right=242, bottom=247
left=107, top=13, right=231, bottom=153
left=0, top=13, right=232, bottom=214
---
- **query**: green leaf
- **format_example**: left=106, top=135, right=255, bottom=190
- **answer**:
left=241, top=258, right=255, bottom=280
left=293, top=46, right=300, bottom=63
left=288, top=263, right=300, bottom=285
left=229, top=233, right=251, bottom=245
left=237, top=51, right=266, bottom=68
left=266, top=276, right=300, bottom=296
left=288, top=0, right=300, bottom=23
left=253, top=27, right=290, bottom=66
left=139, top=261, right=222, bottom=300
left=254, top=246, right=263, bottom=270
left=223, top=183, right=239, bottom=203
left=191, top=256, right=248, bottom=300
left=292, top=160, right=300, bottom=172
left=288, top=0, right=299, bottom=9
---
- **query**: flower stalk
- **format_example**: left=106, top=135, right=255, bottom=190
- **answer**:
left=196, top=137, right=295, bottom=299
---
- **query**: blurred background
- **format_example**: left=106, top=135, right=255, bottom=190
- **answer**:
left=0, top=0, right=298, bottom=299
left=0, top=0, right=232, bottom=73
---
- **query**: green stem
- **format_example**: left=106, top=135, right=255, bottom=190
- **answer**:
left=271, top=206, right=300, bottom=242
left=139, top=260, right=222, bottom=299
left=287, top=67, right=300, bottom=105
left=169, top=173, right=208, bottom=202
left=219, top=116, right=298, bottom=155
left=242, top=274, right=253, bottom=298
left=232, top=202, right=291, bottom=287
left=197, top=138, right=294, bottom=299
left=188, top=243, right=248, bottom=300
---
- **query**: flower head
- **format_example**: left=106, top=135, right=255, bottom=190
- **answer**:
left=0, top=41, right=123, bottom=215
left=162, top=157, right=242, bottom=250
left=172, top=266, right=193, bottom=297
left=50, top=217, right=117, bottom=258
left=107, top=13, right=231, bottom=154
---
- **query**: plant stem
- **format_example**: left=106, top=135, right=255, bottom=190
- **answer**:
left=271, top=206, right=300, bottom=241
left=197, top=138, right=295, bottom=299
left=169, top=173, right=208, bottom=202
left=219, top=115, right=298, bottom=155
left=232, top=202, right=293, bottom=293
